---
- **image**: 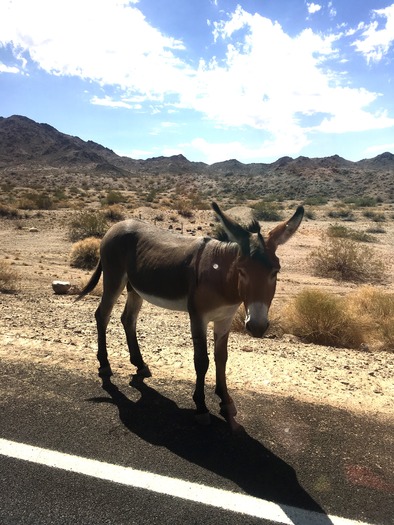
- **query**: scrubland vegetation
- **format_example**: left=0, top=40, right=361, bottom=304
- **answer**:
left=0, top=179, right=393, bottom=352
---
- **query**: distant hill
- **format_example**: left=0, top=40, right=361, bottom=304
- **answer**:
left=0, top=115, right=393, bottom=200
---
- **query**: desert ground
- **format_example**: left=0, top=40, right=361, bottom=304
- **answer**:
left=1, top=204, right=393, bottom=424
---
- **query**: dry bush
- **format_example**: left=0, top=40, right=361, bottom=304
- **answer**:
left=252, top=201, right=283, bottom=221
left=282, top=289, right=365, bottom=349
left=327, top=224, right=376, bottom=243
left=0, top=260, right=20, bottom=294
left=0, top=203, right=20, bottom=219
left=345, top=287, right=394, bottom=351
left=68, top=211, right=108, bottom=241
left=231, top=305, right=246, bottom=333
left=103, top=204, right=126, bottom=222
left=75, top=276, right=103, bottom=297
left=70, top=237, right=101, bottom=269
left=311, top=236, right=387, bottom=283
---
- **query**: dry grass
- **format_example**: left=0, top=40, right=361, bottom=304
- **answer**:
left=283, top=287, right=394, bottom=351
left=311, top=235, right=387, bottom=283
left=0, top=260, right=20, bottom=294
left=282, top=289, right=365, bottom=349
left=0, top=203, right=20, bottom=219
left=345, top=287, right=394, bottom=351
left=70, top=237, right=101, bottom=270
left=103, top=204, right=126, bottom=222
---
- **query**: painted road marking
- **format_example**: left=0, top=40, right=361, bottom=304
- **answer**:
left=0, top=438, right=371, bottom=525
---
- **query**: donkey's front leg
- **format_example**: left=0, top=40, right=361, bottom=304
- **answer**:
left=214, top=318, right=243, bottom=432
left=190, top=316, right=210, bottom=425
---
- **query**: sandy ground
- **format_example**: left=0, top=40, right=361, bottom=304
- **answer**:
left=1, top=207, right=393, bottom=423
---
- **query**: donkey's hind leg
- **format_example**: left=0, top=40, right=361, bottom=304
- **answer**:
left=121, top=284, right=152, bottom=379
left=95, top=273, right=127, bottom=383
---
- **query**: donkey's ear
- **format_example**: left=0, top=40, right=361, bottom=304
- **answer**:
left=266, top=206, right=304, bottom=250
left=211, top=202, right=250, bottom=255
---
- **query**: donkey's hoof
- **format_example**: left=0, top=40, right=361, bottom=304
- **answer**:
left=229, top=418, right=245, bottom=433
left=219, top=400, right=237, bottom=418
left=132, top=365, right=152, bottom=380
left=98, top=365, right=113, bottom=379
left=195, top=411, right=211, bottom=426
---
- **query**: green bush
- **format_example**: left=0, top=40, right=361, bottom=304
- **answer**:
left=68, top=211, right=108, bottom=241
left=252, top=201, right=283, bottom=221
left=344, top=196, right=376, bottom=207
left=327, top=224, right=376, bottom=243
left=363, top=210, right=386, bottom=222
left=304, top=196, right=328, bottom=206
left=104, top=190, right=126, bottom=206
left=327, top=208, right=355, bottom=221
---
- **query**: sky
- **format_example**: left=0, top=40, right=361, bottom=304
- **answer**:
left=0, top=0, right=394, bottom=165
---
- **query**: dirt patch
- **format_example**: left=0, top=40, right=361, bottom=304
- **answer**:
left=1, top=208, right=393, bottom=422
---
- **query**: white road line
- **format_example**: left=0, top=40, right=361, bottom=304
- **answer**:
left=0, top=438, right=370, bottom=525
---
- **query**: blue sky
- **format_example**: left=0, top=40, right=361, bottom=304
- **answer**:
left=1, top=0, right=394, bottom=164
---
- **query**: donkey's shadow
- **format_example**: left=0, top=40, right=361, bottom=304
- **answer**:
left=91, top=378, right=333, bottom=525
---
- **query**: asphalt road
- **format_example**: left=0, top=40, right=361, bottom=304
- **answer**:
left=1, top=360, right=393, bottom=525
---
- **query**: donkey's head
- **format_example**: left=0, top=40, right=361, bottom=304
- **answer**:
left=212, top=202, right=304, bottom=338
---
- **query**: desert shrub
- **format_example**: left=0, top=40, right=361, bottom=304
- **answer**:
left=304, top=209, right=316, bottom=220
left=311, top=236, right=387, bottom=283
left=304, top=196, right=328, bottom=206
left=0, top=260, right=20, bottom=294
left=231, top=305, right=245, bottom=333
left=0, top=203, right=20, bottom=219
left=363, top=210, right=386, bottom=222
left=176, top=200, right=194, bottom=218
left=252, top=201, right=283, bottom=221
left=366, top=226, right=386, bottom=234
left=17, top=191, right=53, bottom=210
left=34, top=192, right=53, bottom=210
left=346, top=287, right=394, bottom=351
left=70, top=237, right=101, bottom=269
left=104, top=190, right=125, bottom=206
left=327, top=208, right=355, bottom=221
left=76, top=276, right=103, bottom=297
left=327, top=224, right=376, bottom=243
left=103, top=204, right=126, bottom=222
left=344, top=196, right=376, bottom=207
left=68, top=211, right=108, bottom=241
left=283, top=289, right=365, bottom=348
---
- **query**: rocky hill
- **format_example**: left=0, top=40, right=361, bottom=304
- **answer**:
left=0, top=115, right=393, bottom=200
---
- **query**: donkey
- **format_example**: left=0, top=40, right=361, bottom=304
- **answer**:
left=77, top=202, right=304, bottom=430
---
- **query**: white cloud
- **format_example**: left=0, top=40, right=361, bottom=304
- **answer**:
left=0, top=0, right=393, bottom=159
left=307, top=3, right=322, bottom=15
left=189, top=132, right=310, bottom=165
left=90, top=95, right=134, bottom=109
left=190, top=7, right=394, bottom=140
left=353, top=4, right=394, bottom=62
left=0, top=0, right=190, bottom=97
left=0, top=63, right=20, bottom=74
left=365, top=142, right=394, bottom=156
left=328, top=2, right=337, bottom=18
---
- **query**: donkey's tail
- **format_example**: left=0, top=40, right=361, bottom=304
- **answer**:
left=75, top=260, right=102, bottom=301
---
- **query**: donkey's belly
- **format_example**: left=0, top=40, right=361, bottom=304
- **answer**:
left=133, top=287, right=189, bottom=312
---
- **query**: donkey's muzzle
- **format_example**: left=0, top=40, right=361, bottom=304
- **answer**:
left=245, top=319, right=269, bottom=338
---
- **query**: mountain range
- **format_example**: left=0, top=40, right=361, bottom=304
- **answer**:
left=0, top=114, right=393, bottom=200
